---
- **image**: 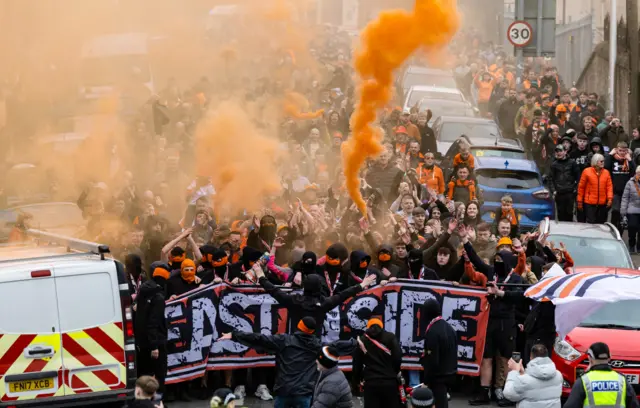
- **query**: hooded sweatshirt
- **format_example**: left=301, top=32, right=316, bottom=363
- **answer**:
left=407, top=249, right=439, bottom=280
left=352, top=323, right=402, bottom=388
left=503, top=357, right=562, bottom=408
left=348, top=250, right=380, bottom=286
left=421, top=298, right=458, bottom=380
left=463, top=244, right=523, bottom=319
left=375, top=244, right=400, bottom=278
left=322, top=244, right=350, bottom=295
left=258, top=273, right=363, bottom=337
left=134, top=280, right=167, bottom=350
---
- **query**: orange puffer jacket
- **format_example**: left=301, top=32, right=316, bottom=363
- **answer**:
left=577, top=167, right=613, bottom=206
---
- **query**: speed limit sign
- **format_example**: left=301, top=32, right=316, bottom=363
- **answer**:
left=508, top=21, right=533, bottom=47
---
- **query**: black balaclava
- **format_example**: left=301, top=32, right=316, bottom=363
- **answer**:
left=212, top=247, right=229, bottom=277
left=377, top=244, right=394, bottom=268
left=528, top=256, right=545, bottom=279
left=408, top=249, right=423, bottom=276
left=241, top=246, right=263, bottom=271
left=199, top=244, right=216, bottom=269
left=349, top=250, right=371, bottom=278
left=303, top=274, right=323, bottom=296
left=325, top=243, right=348, bottom=274
left=494, top=250, right=516, bottom=278
left=421, top=298, right=442, bottom=330
left=302, top=251, right=317, bottom=276
left=258, top=215, right=277, bottom=246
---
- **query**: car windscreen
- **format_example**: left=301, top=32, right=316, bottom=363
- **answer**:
left=475, top=169, right=541, bottom=190
left=471, top=148, right=526, bottom=159
left=579, top=299, right=640, bottom=329
left=81, top=55, right=151, bottom=87
left=439, top=122, right=498, bottom=142
left=407, top=90, right=463, bottom=107
left=547, top=234, right=633, bottom=268
left=403, top=72, right=457, bottom=89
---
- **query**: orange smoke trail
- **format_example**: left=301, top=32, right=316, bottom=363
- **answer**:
left=343, top=0, right=460, bottom=215
left=284, top=92, right=324, bottom=119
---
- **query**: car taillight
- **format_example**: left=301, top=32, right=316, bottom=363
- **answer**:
left=532, top=188, right=550, bottom=199
left=125, top=308, right=134, bottom=338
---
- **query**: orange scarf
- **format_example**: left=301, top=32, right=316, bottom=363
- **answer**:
left=447, top=179, right=476, bottom=201
left=501, top=208, right=518, bottom=226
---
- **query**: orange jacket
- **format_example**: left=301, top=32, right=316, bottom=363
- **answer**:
left=474, top=74, right=496, bottom=103
left=464, top=261, right=487, bottom=287
left=417, top=164, right=445, bottom=194
left=577, top=167, right=613, bottom=206
left=453, top=153, right=475, bottom=170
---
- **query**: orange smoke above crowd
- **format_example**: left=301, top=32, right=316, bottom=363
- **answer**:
left=342, top=0, right=460, bottom=215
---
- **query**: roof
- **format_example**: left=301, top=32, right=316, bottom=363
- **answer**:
left=407, top=85, right=462, bottom=94
left=406, top=66, right=453, bottom=75
left=547, top=221, right=619, bottom=240
left=0, top=245, right=104, bottom=263
left=474, top=156, right=539, bottom=172
left=81, top=33, right=148, bottom=58
left=437, top=116, right=499, bottom=125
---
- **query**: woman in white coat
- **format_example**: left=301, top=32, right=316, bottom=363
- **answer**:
left=503, top=344, right=563, bottom=408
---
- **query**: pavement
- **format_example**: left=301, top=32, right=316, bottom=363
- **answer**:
left=173, top=393, right=486, bottom=408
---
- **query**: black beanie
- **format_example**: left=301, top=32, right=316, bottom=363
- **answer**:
left=326, top=243, right=349, bottom=261
left=317, top=345, right=339, bottom=369
left=303, top=274, right=323, bottom=295
left=411, top=387, right=434, bottom=407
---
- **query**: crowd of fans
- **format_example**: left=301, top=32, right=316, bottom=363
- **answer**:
left=4, top=23, right=639, bottom=408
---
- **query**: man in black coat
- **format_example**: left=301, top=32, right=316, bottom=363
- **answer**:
left=352, top=318, right=402, bottom=408
left=548, top=144, right=580, bottom=221
left=497, top=89, right=522, bottom=140
left=421, top=299, right=458, bottom=408
left=254, top=264, right=377, bottom=335
left=606, top=141, right=637, bottom=232
left=218, top=317, right=353, bottom=408
left=135, top=276, right=168, bottom=400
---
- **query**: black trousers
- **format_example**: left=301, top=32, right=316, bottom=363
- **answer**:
left=555, top=192, right=575, bottom=222
left=425, top=375, right=455, bottom=408
left=363, top=383, right=399, bottom=408
left=584, top=204, right=609, bottom=224
left=138, top=346, right=168, bottom=394
left=628, top=214, right=640, bottom=248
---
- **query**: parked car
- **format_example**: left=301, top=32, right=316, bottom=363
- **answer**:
left=476, top=156, right=554, bottom=231
left=416, top=98, right=478, bottom=124
left=538, top=218, right=634, bottom=269
left=400, top=65, right=458, bottom=94
left=552, top=267, right=640, bottom=400
left=432, top=116, right=503, bottom=154
left=403, top=86, right=466, bottom=113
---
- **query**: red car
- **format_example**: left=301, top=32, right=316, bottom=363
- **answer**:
left=551, top=267, right=640, bottom=399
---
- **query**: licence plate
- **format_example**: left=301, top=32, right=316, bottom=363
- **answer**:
left=8, top=378, right=54, bottom=393
left=625, top=374, right=639, bottom=385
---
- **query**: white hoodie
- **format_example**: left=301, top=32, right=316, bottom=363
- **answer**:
left=503, top=356, right=563, bottom=408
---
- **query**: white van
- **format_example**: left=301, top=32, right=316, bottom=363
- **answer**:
left=0, top=230, right=135, bottom=406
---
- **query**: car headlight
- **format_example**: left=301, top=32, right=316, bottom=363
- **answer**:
left=554, top=338, right=582, bottom=362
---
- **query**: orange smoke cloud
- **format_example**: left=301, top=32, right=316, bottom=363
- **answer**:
left=194, top=102, right=284, bottom=214
left=283, top=92, right=324, bottom=119
left=343, top=0, right=460, bottom=214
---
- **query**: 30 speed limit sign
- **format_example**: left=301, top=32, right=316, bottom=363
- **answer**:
left=508, top=21, right=533, bottom=47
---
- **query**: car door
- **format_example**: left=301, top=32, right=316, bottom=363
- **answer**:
left=0, top=267, right=64, bottom=403
left=55, top=265, right=126, bottom=395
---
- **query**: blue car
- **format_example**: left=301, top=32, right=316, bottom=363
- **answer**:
left=475, top=156, right=555, bottom=231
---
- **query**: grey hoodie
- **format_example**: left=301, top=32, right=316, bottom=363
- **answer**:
left=503, top=357, right=562, bottom=408
left=621, top=177, right=640, bottom=216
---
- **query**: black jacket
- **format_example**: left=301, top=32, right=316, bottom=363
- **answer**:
left=497, top=99, right=523, bottom=137
left=134, top=280, right=167, bottom=350
left=463, top=243, right=523, bottom=319
left=564, top=364, right=639, bottom=408
left=421, top=299, right=458, bottom=380
left=125, top=399, right=160, bottom=408
left=605, top=154, right=636, bottom=197
left=523, top=300, right=556, bottom=339
left=352, top=325, right=402, bottom=388
left=569, top=145, right=590, bottom=173
left=422, top=231, right=463, bottom=281
left=165, top=274, right=199, bottom=298
left=259, top=274, right=362, bottom=336
left=232, top=330, right=322, bottom=397
left=548, top=157, right=580, bottom=194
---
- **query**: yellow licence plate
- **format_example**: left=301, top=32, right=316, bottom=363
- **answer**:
left=8, top=378, right=54, bottom=393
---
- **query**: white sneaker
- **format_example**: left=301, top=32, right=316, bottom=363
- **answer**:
left=255, top=384, right=273, bottom=401
left=233, top=385, right=245, bottom=405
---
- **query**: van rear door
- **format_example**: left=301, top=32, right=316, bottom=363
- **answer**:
left=0, top=267, right=64, bottom=403
left=55, top=264, right=127, bottom=395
